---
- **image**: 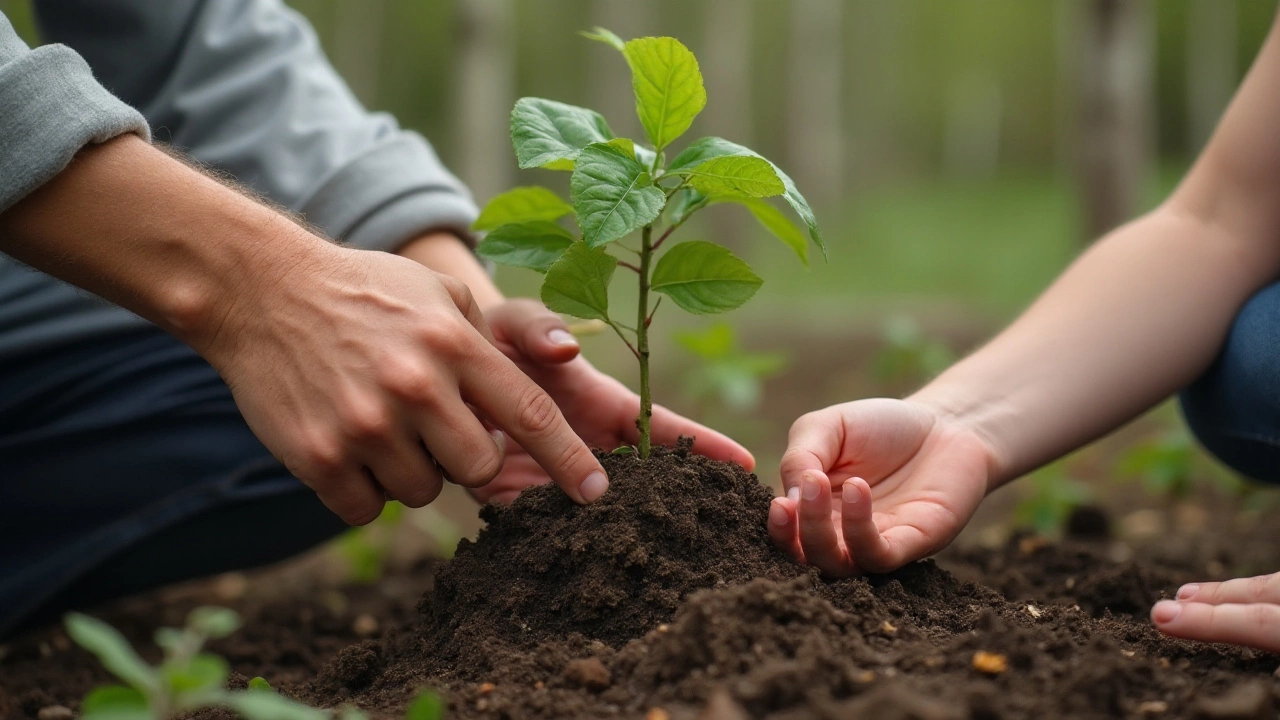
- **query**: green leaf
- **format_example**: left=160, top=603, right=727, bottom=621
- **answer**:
left=669, top=156, right=783, bottom=198
left=724, top=197, right=808, bottom=265
left=674, top=322, right=735, bottom=359
left=405, top=689, right=447, bottom=720
left=476, top=222, right=575, bottom=272
left=610, top=445, right=637, bottom=456
left=249, top=677, right=274, bottom=693
left=153, top=627, right=184, bottom=654
left=580, top=26, right=625, bottom=52
left=651, top=241, right=762, bottom=314
left=667, top=188, right=710, bottom=226
left=540, top=242, right=616, bottom=321
left=81, top=685, right=151, bottom=720
left=599, top=137, right=658, bottom=171
left=474, top=187, right=573, bottom=231
left=668, top=137, right=825, bottom=259
left=570, top=142, right=666, bottom=247
left=164, top=654, right=229, bottom=694
left=222, top=692, right=331, bottom=720
left=187, top=606, right=240, bottom=639
left=510, top=98, right=614, bottom=171
left=622, top=37, right=706, bottom=151
left=65, top=614, right=158, bottom=692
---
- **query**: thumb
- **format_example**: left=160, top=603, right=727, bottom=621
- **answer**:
left=488, top=299, right=580, bottom=364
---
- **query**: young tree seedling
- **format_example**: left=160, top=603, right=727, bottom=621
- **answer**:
left=475, top=27, right=824, bottom=459
left=675, top=322, right=787, bottom=413
left=65, top=607, right=451, bottom=719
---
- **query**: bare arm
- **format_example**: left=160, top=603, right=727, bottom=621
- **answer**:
left=917, top=14, right=1280, bottom=486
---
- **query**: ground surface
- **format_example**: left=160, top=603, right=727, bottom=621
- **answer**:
left=4, top=444, right=1280, bottom=720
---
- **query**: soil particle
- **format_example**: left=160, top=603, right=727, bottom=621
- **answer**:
left=562, top=657, right=611, bottom=692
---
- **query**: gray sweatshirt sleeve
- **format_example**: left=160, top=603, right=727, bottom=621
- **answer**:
left=33, top=0, right=478, bottom=252
left=0, top=11, right=150, bottom=213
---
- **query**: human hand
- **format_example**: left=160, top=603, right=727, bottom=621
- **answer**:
left=767, top=398, right=994, bottom=576
left=200, top=246, right=609, bottom=524
left=1152, top=574, right=1280, bottom=651
left=469, top=299, right=755, bottom=504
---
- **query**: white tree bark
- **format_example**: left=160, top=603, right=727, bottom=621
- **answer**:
left=786, top=0, right=844, bottom=206
left=453, top=0, right=515, bottom=204
left=1074, top=0, right=1156, bottom=239
left=1186, top=0, right=1237, bottom=153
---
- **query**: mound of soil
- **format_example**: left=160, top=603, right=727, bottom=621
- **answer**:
left=5, top=444, right=1280, bottom=719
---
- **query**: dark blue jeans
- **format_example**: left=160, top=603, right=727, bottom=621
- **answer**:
left=1180, top=280, right=1280, bottom=484
left=0, top=326, right=347, bottom=639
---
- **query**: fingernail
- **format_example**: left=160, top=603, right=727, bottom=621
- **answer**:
left=769, top=502, right=788, bottom=526
left=580, top=471, right=609, bottom=503
left=1152, top=600, right=1182, bottom=624
left=1177, top=584, right=1198, bottom=600
left=490, top=429, right=507, bottom=454
left=548, top=329, right=579, bottom=348
left=842, top=480, right=859, bottom=504
left=787, top=487, right=800, bottom=502
left=801, top=474, right=822, bottom=501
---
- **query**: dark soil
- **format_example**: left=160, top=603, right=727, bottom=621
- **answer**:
left=4, top=442, right=1280, bottom=719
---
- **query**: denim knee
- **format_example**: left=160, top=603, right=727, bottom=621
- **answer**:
left=1180, top=281, right=1280, bottom=484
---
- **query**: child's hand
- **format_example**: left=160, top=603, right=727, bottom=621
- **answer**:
left=768, top=399, right=993, bottom=576
left=470, top=299, right=754, bottom=504
left=1152, top=574, right=1280, bottom=651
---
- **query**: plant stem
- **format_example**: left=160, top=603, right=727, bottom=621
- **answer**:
left=636, top=224, right=654, bottom=459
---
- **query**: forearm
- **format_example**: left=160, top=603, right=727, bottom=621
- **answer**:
left=0, top=134, right=334, bottom=352
left=913, top=206, right=1280, bottom=488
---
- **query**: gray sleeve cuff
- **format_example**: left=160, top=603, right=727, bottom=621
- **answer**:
left=0, top=43, right=150, bottom=212
left=295, top=131, right=480, bottom=254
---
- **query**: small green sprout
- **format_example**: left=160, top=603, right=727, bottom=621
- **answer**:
left=476, top=27, right=823, bottom=459
left=1012, top=464, right=1091, bottom=536
left=676, top=322, right=786, bottom=412
left=336, top=500, right=406, bottom=584
left=405, top=689, right=446, bottom=720
left=1117, top=428, right=1242, bottom=502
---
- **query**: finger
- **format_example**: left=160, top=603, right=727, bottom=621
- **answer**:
left=486, top=299, right=581, bottom=364
left=440, top=274, right=497, bottom=345
left=647, top=403, right=756, bottom=470
left=780, top=409, right=843, bottom=497
left=768, top=497, right=805, bottom=563
left=839, top=478, right=899, bottom=573
left=363, top=435, right=445, bottom=508
left=462, top=349, right=608, bottom=504
left=1152, top=600, right=1280, bottom=652
left=311, top=468, right=387, bottom=526
left=797, top=471, right=855, bottom=577
left=414, top=396, right=505, bottom=489
left=1175, top=574, right=1280, bottom=606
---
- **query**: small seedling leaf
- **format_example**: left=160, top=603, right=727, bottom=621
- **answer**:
left=222, top=692, right=332, bottom=720
left=581, top=26, right=626, bottom=52
left=723, top=197, right=808, bottom=266
left=81, top=684, right=150, bottom=720
left=476, top=222, right=575, bottom=272
left=651, top=241, right=762, bottom=314
left=511, top=98, right=615, bottom=170
left=622, top=37, right=706, bottom=151
left=153, top=627, right=184, bottom=653
left=570, top=142, right=666, bottom=247
left=164, top=653, right=229, bottom=694
left=669, top=137, right=824, bottom=259
left=65, top=613, right=159, bottom=693
left=405, top=689, right=447, bottom=720
left=187, top=606, right=240, bottom=639
left=610, top=445, right=637, bottom=456
left=249, top=676, right=274, bottom=693
left=474, top=187, right=573, bottom=231
left=669, top=156, right=783, bottom=198
left=540, top=242, right=617, bottom=321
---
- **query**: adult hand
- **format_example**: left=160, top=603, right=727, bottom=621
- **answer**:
left=1152, top=574, right=1280, bottom=651
left=469, top=299, right=754, bottom=504
left=201, top=247, right=609, bottom=524
left=767, top=399, right=993, bottom=576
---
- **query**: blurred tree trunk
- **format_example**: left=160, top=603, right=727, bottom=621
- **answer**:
left=332, top=0, right=386, bottom=106
left=1186, top=0, right=1237, bottom=153
left=589, top=0, right=653, bottom=139
left=786, top=0, right=844, bottom=207
left=1074, top=0, right=1155, bottom=240
left=453, top=0, right=515, bottom=204
left=700, top=0, right=752, bottom=245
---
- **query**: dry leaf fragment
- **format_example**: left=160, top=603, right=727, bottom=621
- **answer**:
left=972, top=651, right=1008, bottom=675
left=1136, top=700, right=1168, bottom=715
left=1025, top=605, right=1042, bottom=619
left=479, top=682, right=496, bottom=694
left=880, top=620, right=898, bottom=636
left=1120, top=649, right=1135, bottom=658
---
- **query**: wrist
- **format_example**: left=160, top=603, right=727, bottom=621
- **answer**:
left=907, top=382, right=1011, bottom=494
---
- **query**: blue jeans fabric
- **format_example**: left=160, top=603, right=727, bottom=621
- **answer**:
left=1180, top=280, right=1280, bottom=484
left=0, top=325, right=346, bottom=639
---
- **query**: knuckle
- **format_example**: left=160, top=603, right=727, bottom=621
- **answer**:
left=344, top=500, right=384, bottom=527
left=340, top=403, right=393, bottom=443
left=459, top=447, right=505, bottom=487
left=386, top=364, right=443, bottom=406
left=514, top=388, right=561, bottom=437
left=396, top=476, right=443, bottom=509
left=296, top=433, right=348, bottom=479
